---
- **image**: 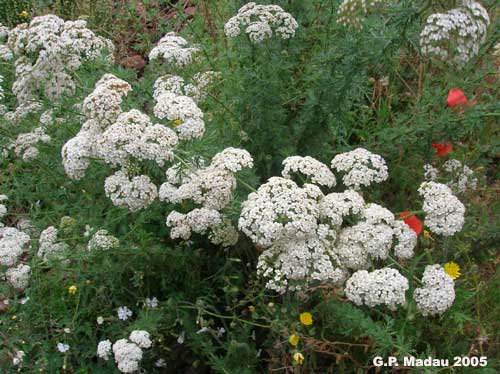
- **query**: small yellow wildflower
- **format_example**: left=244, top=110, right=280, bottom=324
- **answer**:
left=423, top=230, right=431, bottom=239
left=299, top=312, right=313, bottom=326
left=293, top=352, right=304, bottom=365
left=288, top=334, right=299, bottom=346
left=248, top=305, right=255, bottom=313
left=85, top=279, right=92, bottom=285
left=68, top=285, right=77, bottom=295
left=444, top=262, right=461, bottom=280
left=19, top=10, right=28, bottom=18
left=173, top=119, right=183, bottom=126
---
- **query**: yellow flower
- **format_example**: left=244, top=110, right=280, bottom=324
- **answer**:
left=85, top=279, right=92, bottom=285
left=288, top=334, right=299, bottom=346
left=173, top=119, right=183, bottom=127
left=423, top=230, right=431, bottom=239
left=20, top=10, right=28, bottom=18
left=248, top=305, right=255, bottom=313
left=293, top=352, right=304, bottom=365
left=444, top=262, right=461, bottom=280
left=68, top=285, right=77, bottom=295
left=299, top=312, right=313, bottom=326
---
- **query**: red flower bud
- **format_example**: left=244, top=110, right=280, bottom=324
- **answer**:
left=447, top=88, right=469, bottom=108
left=432, top=143, right=453, bottom=157
left=400, top=211, right=423, bottom=236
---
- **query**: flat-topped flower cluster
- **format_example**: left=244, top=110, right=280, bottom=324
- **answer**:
left=224, top=2, right=299, bottom=43
left=420, top=0, right=490, bottom=66
left=424, top=159, right=477, bottom=194
left=238, top=150, right=463, bottom=316
left=97, top=330, right=152, bottom=373
left=1, top=15, right=113, bottom=110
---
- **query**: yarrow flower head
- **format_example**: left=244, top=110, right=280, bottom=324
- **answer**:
left=37, top=226, right=69, bottom=261
left=224, top=2, right=299, bottom=43
left=420, top=1, right=490, bottom=67
left=5, top=14, right=114, bottom=107
left=129, top=330, right=152, bottom=349
left=87, top=229, right=119, bottom=251
left=344, top=268, right=409, bottom=310
left=0, top=227, right=30, bottom=266
left=282, top=156, right=336, bottom=187
left=153, top=71, right=220, bottom=103
left=8, top=127, right=51, bottom=162
left=153, top=91, right=205, bottom=141
left=149, top=32, right=200, bottom=67
left=418, top=182, right=465, bottom=236
left=97, top=340, right=112, bottom=361
left=331, top=148, right=388, bottom=189
left=414, top=264, right=455, bottom=316
left=104, top=171, right=158, bottom=212
left=112, top=339, right=143, bottom=373
left=5, top=263, right=31, bottom=290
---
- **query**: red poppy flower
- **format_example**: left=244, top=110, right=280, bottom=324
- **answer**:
left=400, top=211, right=423, bottom=236
left=432, top=143, right=453, bottom=157
left=447, top=88, right=469, bottom=108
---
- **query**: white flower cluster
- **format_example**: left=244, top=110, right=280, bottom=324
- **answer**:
left=4, top=15, right=114, bottom=108
left=153, top=71, right=221, bottom=103
left=0, top=227, right=31, bottom=267
left=104, top=171, right=158, bottom=212
left=420, top=1, right=490, bottom=66
left=5, top=263, right=31, bottom=290
left=37, top=226, right=69, bottom=261
left=62, top=67, right=220, bottom=212
left=8, top=127, right=51, bottom=161
left=117, top=306, right=133, bottom=321
left=87, top=229, right=119, bottom=251
left=418, top=182, right=465, bottom=236
left=0, top=24, right=13, bottom=61
left=97, top=109, right=179, bottom=167
left=337, top=0, right=388, bottom=29
left=62, top=74, right=132, bottom=180
left=282, top=156, right=336, bottom=187
left=331, top=148, right=388, bottom=189
left=344, top=268, right=409, bottom=310
left=161, top=148, right=253, bottom=245
left=153, top=88, right=205, bottom=141
left=0, top=194, right=8, bottom=223
left=494, top=42, right=500, bottom=57
left=414, top=264, right=455, bottom=316
left=0, top=212, right=32, bottom=291
left=2, top=101, right=43, bottom=125
left=149, top=32, right=200, bottom=67
left=424, top=159, right=477, bottom=193
left=224, top=2, right=299, bottom=43
left=63, top=74, right=180, bottom=212
left=241, top=152, right=418, bottom=293
left=97, top=331, right=152, bottom=373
